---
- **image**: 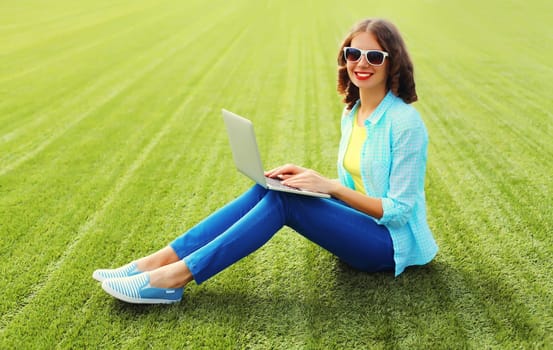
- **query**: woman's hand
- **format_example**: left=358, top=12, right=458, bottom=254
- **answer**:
left=266, top=164, right=382, bottom=217
left=265, top=164, right=338, bottom=195
left=265, top=163, right=307, bottom=179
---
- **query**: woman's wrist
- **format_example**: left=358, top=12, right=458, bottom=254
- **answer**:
left=328, top=179, right=343, bottom=196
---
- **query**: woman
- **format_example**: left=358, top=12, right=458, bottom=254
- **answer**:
left=93, top=18, right=438, bottom=304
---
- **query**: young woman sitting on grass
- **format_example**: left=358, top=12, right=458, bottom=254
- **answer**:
left=93, top=18, right=438, bottom=304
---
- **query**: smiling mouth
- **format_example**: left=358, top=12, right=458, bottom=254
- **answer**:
left=355, top=72, right=372, bottom=80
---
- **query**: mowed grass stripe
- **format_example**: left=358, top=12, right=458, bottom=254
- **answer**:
left=419, top=57, right=551, bottom=343
left=425, top=174, right=512, bottom=348
left=0, top=0, right=163, bottom=69
left=80, top=14, right=256, bottom=269
left=0, top=5, right=254, bottom=342
left=419, top=40, right=552, bottom=234
left=0, top=0, right=219, bottom=86
left=427, top=135, right=547, bottom=340
left=47, top=97, right=222, bottom=349
left=419, top=76, right=551, bottom=348
left=0, top=1, right=137, bottom=51
left=0, top=53, right=173, bottom=176
left=420, top=77, right=550, bottom=345
left=0, top=2, right=185, bottom=131
left=0, top=0, right=248, bottom=270
left=412, top=4, right=552, bottom=345
left=0, top=4, right=224, bottom=173
left=0, top=2, right=168, bottom=125
left=427, top=169, right=548, bottom=347
left=439, top=60, right=553, bottom=165
left=1, top=18, right=248, bottom=330
left=0, top=0, right=231, bottom=312
left=4, top=55, right=260, bottom=350
left=422, top=64, right=552, bottom=255
left=0, top=19, right=242, bottom=175
left=0, top=32, right=196, bottom=247
left=0, top=78, right=177, bottom=328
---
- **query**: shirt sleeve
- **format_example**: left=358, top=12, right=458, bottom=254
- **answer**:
left=376, top=116, right=428, bottom=228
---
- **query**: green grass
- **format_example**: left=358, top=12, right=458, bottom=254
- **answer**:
left=1, top=0, right=552, bottom=348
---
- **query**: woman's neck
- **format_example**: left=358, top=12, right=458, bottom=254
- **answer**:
left=357, top=88, right=387, bottom=122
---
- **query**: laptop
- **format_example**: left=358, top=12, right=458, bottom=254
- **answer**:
left=221, top=109, right=331, bottom=198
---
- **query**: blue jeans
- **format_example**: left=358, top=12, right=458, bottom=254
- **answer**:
left=170, top=185, right=394, bottom=284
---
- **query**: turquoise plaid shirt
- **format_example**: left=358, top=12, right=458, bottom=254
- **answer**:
left=337, top=91, right=438, bottom=276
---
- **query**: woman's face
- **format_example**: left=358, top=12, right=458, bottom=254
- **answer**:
left=346, top=32, right=388, bottom=94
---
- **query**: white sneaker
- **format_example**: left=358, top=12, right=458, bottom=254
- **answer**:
left=102, top=273, right=183, bottom=304
left=92, top=261, right=142, bottom=282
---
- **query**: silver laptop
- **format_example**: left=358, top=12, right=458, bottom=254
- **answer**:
left=222, top=109, right=330, bottom=198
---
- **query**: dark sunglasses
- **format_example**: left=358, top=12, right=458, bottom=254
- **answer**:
left=343, top=47, right=389, bottom=66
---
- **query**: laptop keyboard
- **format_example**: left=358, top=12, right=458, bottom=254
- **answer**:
left=265, top=176, right=302, bottom=191
left=264, top=175, right=330, bottom=198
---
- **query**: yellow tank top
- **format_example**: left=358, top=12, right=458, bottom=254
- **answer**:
left=343, top=115, right=367, bottom=194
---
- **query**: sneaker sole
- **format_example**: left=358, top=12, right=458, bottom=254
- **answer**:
left=101, top=283, right=181, bottom=304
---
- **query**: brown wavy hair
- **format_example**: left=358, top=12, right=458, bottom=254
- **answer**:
left=337, top=18, right=417, bottom=109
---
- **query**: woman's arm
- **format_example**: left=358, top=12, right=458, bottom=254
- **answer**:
left=266, top=164, right=383, bottom=219
left=328, top=182, right=383, bottom=219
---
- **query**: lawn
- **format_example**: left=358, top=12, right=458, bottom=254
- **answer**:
left=0, top=0, right=552, bottom=348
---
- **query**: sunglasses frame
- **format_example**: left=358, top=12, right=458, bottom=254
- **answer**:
left=343, top=47, right=389, bottom=66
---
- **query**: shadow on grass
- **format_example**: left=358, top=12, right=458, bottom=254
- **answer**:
left=104, top=259, right=472, bottom=348
left=101, top=255, right=548, bottom=348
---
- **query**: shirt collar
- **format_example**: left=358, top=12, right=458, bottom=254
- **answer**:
left=351, top=90, right=396, bottom=126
